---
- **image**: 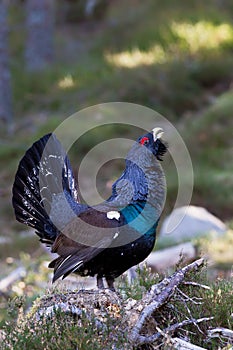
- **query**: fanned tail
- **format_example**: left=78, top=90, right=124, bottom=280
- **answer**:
left=12, top=133, right=80, bottom=246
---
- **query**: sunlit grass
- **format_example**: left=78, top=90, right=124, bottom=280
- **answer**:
left=57, top=74, right=76, bottom=89
left=105, top=45, right=166, bottom=68
left=172, top=21, right=233, bottom=53
left=197, top=230, right=233, bottom=267
left=106, top=20, right=233, bottom=69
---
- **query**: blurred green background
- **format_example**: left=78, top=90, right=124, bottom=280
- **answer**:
left=0, top=0, right=232, bottom=326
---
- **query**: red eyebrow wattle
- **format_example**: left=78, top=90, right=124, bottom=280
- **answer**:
left=140, top=136, right=149, bottom=145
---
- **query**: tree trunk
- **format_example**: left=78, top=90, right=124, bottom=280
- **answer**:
left=25, top=0, right=55, bottom=71
left=0, top=0, right=13, bottom=129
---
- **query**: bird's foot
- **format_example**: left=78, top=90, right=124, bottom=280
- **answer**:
left=97, top=276, right=104, bottom=289
left=106, top=277, right=115, bottom=292
left=96, top=276, right=116, bottom=292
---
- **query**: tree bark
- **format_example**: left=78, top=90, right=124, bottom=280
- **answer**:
left=0, top=0, right=13, bottom=129
left=25, top=0, right=55, bottom=71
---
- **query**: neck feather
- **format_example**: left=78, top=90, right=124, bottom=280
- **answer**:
left=108, top=143, right=166, bottom=215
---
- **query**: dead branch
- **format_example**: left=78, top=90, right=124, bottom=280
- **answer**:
left=182, top=281, right=211, bottom=290
left=129, top=258, right=206, bottom=344
left=207, top=327, right=233, bottom=340
left=130, top=316, right=214, bottom=345
left=170, top=337, right=208, bottom=349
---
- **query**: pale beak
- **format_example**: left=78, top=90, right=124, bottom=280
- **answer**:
left=152, top=127, right=164, bottom=141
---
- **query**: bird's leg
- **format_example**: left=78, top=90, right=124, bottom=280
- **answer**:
left=106, top=277, right=115, bottom=292
left=97, top=276, right=104, bottom=289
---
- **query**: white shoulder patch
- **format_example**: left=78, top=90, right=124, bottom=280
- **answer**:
left=107, top=210, right=120, bottom=221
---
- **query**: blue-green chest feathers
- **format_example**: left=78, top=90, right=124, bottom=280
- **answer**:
left=120, top=200, right=159, bottom=236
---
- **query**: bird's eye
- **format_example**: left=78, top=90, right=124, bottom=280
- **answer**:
left=140, top=137, right=149, bottom=145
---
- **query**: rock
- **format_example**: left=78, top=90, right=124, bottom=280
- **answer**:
left=146, top=242, right=197, bottom=272
left=24, top=289, right=124, bottom=340
left=36, top=302, right=82, bottom=320
left=159, top=206, right=226, bottom=244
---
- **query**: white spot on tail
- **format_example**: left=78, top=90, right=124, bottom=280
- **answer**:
left=107, top=211, right=120, bottom=221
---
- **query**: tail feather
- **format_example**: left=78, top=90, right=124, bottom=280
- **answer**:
left=13, top=174, right=47, bottom=222
left=12, top=133, right=81, bottom=246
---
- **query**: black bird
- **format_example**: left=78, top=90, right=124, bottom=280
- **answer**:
left=12, top=128, right=167, bottom=290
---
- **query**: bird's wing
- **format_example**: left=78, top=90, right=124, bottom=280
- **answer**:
left=49, top=207, right=121, bottom=281
left=49, top=233, right=111, bottom=282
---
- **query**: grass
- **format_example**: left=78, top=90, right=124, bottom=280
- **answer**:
left=196, top=230, right=233, bottom=269
left=2, top=302, right=126, bottom=350
left=183, top=90, right=233, bottom=218
left=169, top=275, right=233, bottom=349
